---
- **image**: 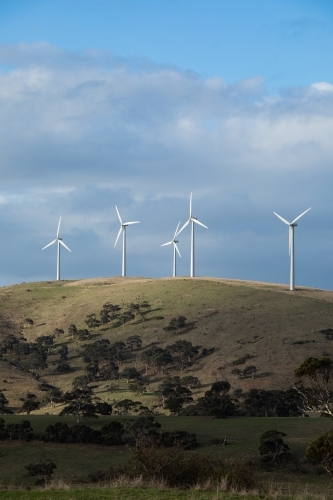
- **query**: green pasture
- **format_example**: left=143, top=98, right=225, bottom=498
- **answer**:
left=0, top=415, right=332, bottom=489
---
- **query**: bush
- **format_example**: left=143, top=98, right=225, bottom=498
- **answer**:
left=224, top=458, right=257, bottom=491
left=126, top=445, right=224, bottom=487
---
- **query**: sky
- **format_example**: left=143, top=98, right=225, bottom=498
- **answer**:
left=1, top=0, right=333, bottom=289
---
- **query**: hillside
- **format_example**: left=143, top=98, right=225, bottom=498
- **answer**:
left=0, top=276, right=333, bottom=412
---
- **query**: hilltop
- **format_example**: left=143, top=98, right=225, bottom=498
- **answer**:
left=0, top=276, right=332, bottom=412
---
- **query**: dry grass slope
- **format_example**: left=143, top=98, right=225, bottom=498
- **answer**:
left=0, top=277, right=333, bottom=411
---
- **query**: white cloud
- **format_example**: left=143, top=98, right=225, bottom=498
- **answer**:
left=0, top=44, right=333, bottom=288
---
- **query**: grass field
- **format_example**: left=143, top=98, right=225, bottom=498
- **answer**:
left=0, top=415, right=332, bottom=491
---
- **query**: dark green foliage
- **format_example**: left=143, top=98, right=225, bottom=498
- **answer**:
left=95, top=401, right=112, bottom=415
left=126, top=335, right=142, bottom=351
left=223, top=458, right=257, bottom=491
left=113, top=399, right=148, bottom=416
left=25, top=457, right=57, bottom=485
left=100, top=421, right=125, bottom=445
left=306, top=429, right=333, bottom=475
left=163, top=315, right=187, bottom=333
left=157, top=376, right=193, bottom=415
left=181, top=375, right=200, bottom=389
left=67, top=324, right=77, bottom=338
left=76, top=329, right=91, bottom=341
left=190, top=381, right=236, bottom=418
left=165, top=340, right=199, bottom=371
left=0, top=389, right=12, bottom=414
left=59, top=388, right=98, bottom=423
left=20, top=393, right=41, bottom=414
left=124, top=416, right=161, bottom=446
left=58, top=344, right=68, bottom=361
left=241, top=388, right=302, bottom=417
left=259, top=429, right=290, bottom=462
left=7, top=420, right=33, bottom=440
left=85, top=313, right=101, bottom=329
left=56, top=362, right=71, bottom=372
left=35, top=335, right=54, bottom=348
left=120, top=367, right=142, bottom=383
left=242, top=365, right=257, bottom=378
left=158, top=430, right=197, bottom=450
left=99, top=303, right=121, bottom=324
left=232, top=354, right=255, bottom=366
left=140, top=346, right=173, bottom=374
left=126, top=444, right=224, bottom=487
left=128, top=379, right=147, bottom=395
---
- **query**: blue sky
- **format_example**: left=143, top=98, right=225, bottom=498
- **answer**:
left=0, top=0, right=333, bottom=289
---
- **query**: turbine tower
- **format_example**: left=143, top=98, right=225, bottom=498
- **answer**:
left=178, top=193, right=207, bottom=278
left=161, top=221, right=181, bottom=277
left=42, top=216, right=71, bottom=281
left=114, top=205, right=140, bottom=277
left=273, top=208, right=311, bottom=291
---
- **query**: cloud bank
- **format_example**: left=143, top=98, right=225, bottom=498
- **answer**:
left=0, top=43, right=333, bottom=288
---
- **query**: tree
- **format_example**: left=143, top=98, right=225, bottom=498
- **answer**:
left=58, top=344, right=68, bottom=361
left=196, top=381, right=235, bottom=418
left=126, top=335, right=142, bottom=351
left=26, top=458, right=57, bottom=485
left=165, top=340, right=199, bottom=372
left=120, top=367, right=142, bottom=384
left=43, top=387, right=63, bottom=407
left=124, top=416, right=161, bottom=447
left=306, top=430, right=333, bottom=476
left=242, top=365, right=257, bottom=379
left=59, top=388, right=98, bottom=423
left=85, top=313, right=101, bottom=329
left=0, top=390, right=12, bottom=414
left=20, top=393, right=41, bottom=414
left=157, top=376, right=193, bottom=413
left=68, top=324, right=77, bottom=338
left=95, top=401, right=112, bottom=415
left=100, top=421, right=125, bottom=445
left=163, top=316, right=187, bottom=333
left=259, top=429, right=290, bottom=462
left=294, top=357, right=333, bottom=417
left=181, top=376, right=200, bottom=390
left=99, top=303, right=121, bottom=324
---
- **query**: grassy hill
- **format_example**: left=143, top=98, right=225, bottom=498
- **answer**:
left=0, top=276, right=333, bottom=412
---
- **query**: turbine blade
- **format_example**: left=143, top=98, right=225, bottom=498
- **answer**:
left=115, top=205, right=122, bottom=224
left=273, top=212, right=290, bottom=225
left=124, top=221, right=140, bottom=225
left=177, top=219, right=190, bottom=234
left=193, top=218, right=208, bottom=229
left=59, top=240, right=71, bottom=252
left=174, top=242, right=181, bottom=257
left=291, top=207, right=311, bottom=225
left=114, top=226, right=122, bottom=247
left=161, top=241, right=173, bottom=247
left=42, top=239, right=57, bottom=250
left=174, top=221, right=181, bottom=238
left=57, top=217, right=61, bottom=238
left=190, top=192, right=192, bottom=217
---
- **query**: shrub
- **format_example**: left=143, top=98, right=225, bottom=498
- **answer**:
left=126, top=445, right=224, bottom=487
left=306, top=429, right=333, bottom=476
left=224, top=458, right=257, bottom=491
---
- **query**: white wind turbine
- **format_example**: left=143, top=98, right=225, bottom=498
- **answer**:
left=114, top=205, right=140, bottom=277
left=161, top=221, right=181, bottom=277
left=178, top=193, right=207, bottom=278
left=273, top=208, right=311, bottom=291
left=42, top=217, right=71, bottom=281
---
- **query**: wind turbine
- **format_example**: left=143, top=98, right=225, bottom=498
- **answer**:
left=114, top=205, right=140, bottom=277
left=42, top=217, right=71, bottom=281
left=161, top=221, right=181, bottom=277
left=273, top=208, right=311, bottom=291
left=178, top=193, right=207, bottom=278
